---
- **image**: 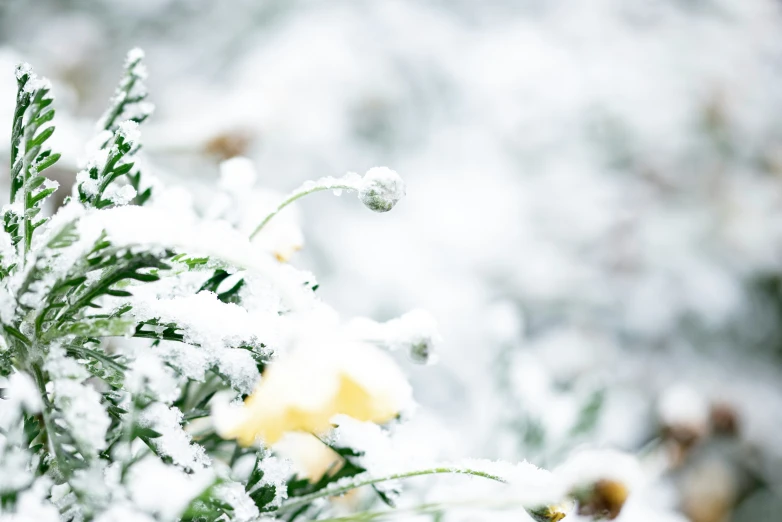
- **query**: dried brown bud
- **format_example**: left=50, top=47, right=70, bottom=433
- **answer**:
left=204, top=128, right=255, bottom=160
left=575, top=479, right=629, bottom=520
left=709, top=402, right=740, bottom=437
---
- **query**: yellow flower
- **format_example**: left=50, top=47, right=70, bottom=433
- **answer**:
left=215, top=341, right=412, bottom=446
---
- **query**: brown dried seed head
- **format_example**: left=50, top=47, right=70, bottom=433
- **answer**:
left=576, top=479, right=629, bottom=520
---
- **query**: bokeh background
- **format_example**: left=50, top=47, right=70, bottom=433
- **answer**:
left=2, top=1, right=782, bottom=520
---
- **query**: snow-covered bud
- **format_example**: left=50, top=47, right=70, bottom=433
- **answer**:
left=527, top=504, right=569, bottom=522
left=358, top=167, right=405, bottom=212
left=571, top=479, right=629, bottom=520
left=657, top=384, right=710, bottom=461
left=527, top=506, right=568, bottom=522
left=555, top=450, right=640, bottom=521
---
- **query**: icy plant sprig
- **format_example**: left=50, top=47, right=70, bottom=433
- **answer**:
left=75, top=48, right=153, bottom=208
left=249, top=167, right=405, bottom=240
left=4, top=64, right=60, bottom=262
left=0, top=52, right=631, bottom=522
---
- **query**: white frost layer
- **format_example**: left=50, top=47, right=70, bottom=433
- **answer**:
left=51, top=379, right=110, bottom=454
left=256, top=455, right=292, bottom=508
left=78, top=204, right=317, bottom=312
left=214, top=482, right=260, bottom=522
left=138, top=403, right=210, bottom=471
left=128, top=292, right=265, bottom=394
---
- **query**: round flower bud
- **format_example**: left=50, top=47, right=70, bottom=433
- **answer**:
left=357, top=167, right=405, bottom=212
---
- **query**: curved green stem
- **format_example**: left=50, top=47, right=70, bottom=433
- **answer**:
left=249, top=184, right=355, bottom=240
left=274, top=466, right=507, bottom=514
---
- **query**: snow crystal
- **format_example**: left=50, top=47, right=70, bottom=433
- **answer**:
left=138, top=403, right=210, bottom=470
left=357, top=167, right=405, bottom=212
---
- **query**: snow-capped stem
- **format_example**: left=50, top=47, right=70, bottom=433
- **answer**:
left=274, top=466, right=507, bottom=513
left=249, top=183, right=356, bottom=240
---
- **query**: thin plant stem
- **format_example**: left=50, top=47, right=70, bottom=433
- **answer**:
left=273, top=466, right=507, bottom=514
left=249, top=184, right=355, bottom=240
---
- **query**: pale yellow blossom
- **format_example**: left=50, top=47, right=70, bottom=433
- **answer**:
left=215, top=341, right=412, bottom=446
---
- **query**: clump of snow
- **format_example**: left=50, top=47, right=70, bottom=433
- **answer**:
left=8, top=478, right=60, bottom=522
left=117, top=120, right=141, bottom=146
left=126, top=47, right=145, bottom=65
left=128, top=292, right=265, bottom=393
left=357, top=167, right=405, bottom=212
left=44, top=345, right=90, bottom=381
left=23, top=76, right=52, bottom=95
left=331, top=415, right=400, bottom=476
left=214, top=482, right=260, bottom=522
left=0, top=372, right=42, bottom=430
left=347, top=309, right=442, bottom=364
left=51, top=379, right=111, bottom=455
left=138, top=403, right=210, bottom=471
left=657, top=383, right=710, bottom=434
left=554, top=449, right=643, bottom=495
left=0, top=442, right=35, bottom=497
left=127, top=457, right=214, bottom=521
left=254, top=455, right=293, bottom=508
left=14, top=62, right=32, bottom=80
left=126, top=350, right=180, bottom=403
left=103, top=183, right=137, bottom=205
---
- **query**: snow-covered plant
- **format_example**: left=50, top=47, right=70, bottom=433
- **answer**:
left=0, top=51, right=638, bottom=522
